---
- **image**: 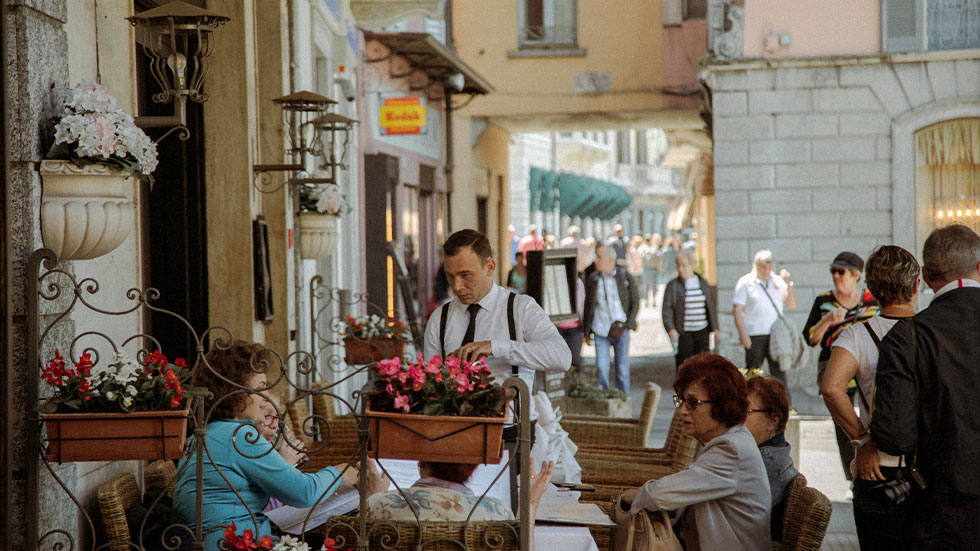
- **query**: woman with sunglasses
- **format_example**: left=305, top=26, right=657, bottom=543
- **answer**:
left=802, top=252, right=879, bottom=482
left=620, top=353, right=771, bottom=551
left=745, top=375, right=799, bottom=542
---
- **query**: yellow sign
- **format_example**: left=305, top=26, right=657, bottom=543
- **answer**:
left=379, top=97, right=426, bottom=135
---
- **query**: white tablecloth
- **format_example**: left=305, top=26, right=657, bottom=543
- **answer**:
left=534, top=525, right=600, bottom=551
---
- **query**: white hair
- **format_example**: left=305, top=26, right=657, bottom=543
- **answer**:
left=753, top=249, right=774, bottom=267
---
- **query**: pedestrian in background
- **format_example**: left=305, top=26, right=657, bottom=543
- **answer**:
left=506, top=251, right=527, bottom=292
left=822, top=246, right=918, bottom=549
left=584, top=244, right=639, bottom=393
left=873, top=225, right=980, bottom=549
left=661, top=235, right=679, bottom=281
left=733, top=249, right=797, bottom=385
left=608, top=224, right=628, bottom=266
left=803, top=251, right=878, bottom=482
left=663, top=249, right=719, bottom=368
left=639, top=234, right=663, bottom=307
left=518, top=224, right=545, bottom=256
left=627, top=235, right=644, bottom=298
left=560, top=225, right=591, bottom=274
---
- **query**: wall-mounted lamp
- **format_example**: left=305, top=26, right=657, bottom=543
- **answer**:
left=127, top=0, right=229, bottom=142
left=253, top=91, right=339, bottom=192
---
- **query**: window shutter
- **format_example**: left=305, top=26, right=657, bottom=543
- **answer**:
left=882, top=0, right=924, bottom=52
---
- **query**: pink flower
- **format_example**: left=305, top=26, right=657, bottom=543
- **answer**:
left=385, top=383, right=395, bottom=395
left=409, top=366, right=426, bottom=384
left=393, top=392, right=410, bottom=412
left=424, top=356, right=442, bottom=375
left=377, top=357, right=402, bottom=377
left=444, top=356, right=461, bottom=371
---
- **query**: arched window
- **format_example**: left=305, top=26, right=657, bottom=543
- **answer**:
left=917, top=118, right=980, bottom=234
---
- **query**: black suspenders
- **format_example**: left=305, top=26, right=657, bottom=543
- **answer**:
left=440, top=292, right=519, bottom=376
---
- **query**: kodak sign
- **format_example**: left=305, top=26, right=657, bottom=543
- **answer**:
left=379, top=97, right=426, bottom=135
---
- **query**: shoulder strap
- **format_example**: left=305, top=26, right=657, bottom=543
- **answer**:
left=439, top=302, right=450, bottom=359
left=852, top=322, right=881, bottom=413
left=507, top=292, right=518, bottom=376
left=758, top=281, right=785, bottom=320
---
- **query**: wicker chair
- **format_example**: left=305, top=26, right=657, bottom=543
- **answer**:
left=98, top=472, right=141, bottom=551
left=144, top=459, right=177, bottom=499
left=775, top=474, right=832, bottom=551
left=576, top=409, right=699, bottom=472
left=562, top=382, right=662, bottom=447
left=323, top=516, right=521, bottom=551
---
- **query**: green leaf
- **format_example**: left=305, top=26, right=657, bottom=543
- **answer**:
left=38, top=400, right=58, bottom=413
left=422, top=401, right=445, bottom=416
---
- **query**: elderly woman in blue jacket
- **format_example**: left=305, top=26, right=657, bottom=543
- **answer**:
left=174, top=340, right=358, bottom=550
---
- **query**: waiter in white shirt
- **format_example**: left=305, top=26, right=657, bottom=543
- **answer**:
left=423, top=229, right=571, bottom=511
left=424, top=228, right=572, bottom=397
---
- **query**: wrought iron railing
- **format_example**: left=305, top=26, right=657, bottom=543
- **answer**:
left=25, top=248, right=533, bottom=551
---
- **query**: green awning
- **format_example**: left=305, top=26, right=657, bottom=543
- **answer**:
left=544, top=172, right=631, bottom=221
left=529, top=167, right=560, bottom=212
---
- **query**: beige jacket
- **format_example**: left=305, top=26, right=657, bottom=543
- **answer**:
left=630, top=424, right=771, bottom=551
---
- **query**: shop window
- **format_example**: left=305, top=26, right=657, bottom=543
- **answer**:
left=883, top=0, right=980, bottom=52
left=920, top=118, right=980, bottom=233
left=519, top=0, right=577, bottom=47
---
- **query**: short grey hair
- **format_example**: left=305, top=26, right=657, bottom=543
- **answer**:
left=596, top=244, right=615, bottom=259
left=923, top=224, right=980, bottom=284
left=676, top=249, right=696, bottom=265
left=753, top=249, right=774, bottom=266
left=567, top=225, right=580, bottom=237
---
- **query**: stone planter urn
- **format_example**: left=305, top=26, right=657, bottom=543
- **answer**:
left=40, top=160, right=135, bottom=261
left=298, top=211, right=340, bottom=259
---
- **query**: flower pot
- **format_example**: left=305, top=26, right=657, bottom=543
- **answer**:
left=41, top=405, right=190, bottom=462
left=299, top=212, right=340, bottom=259
left=365, top=403, right=507, bottom=464
left=40, top=160, right=135, bottom=260
left=343, top=337, right=407, bottom=364
left=566, top=396, right=633, bottom=418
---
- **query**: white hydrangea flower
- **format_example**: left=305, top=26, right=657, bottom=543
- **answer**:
left=272, top=535, right=310, bottom=551
left=106, top=391, right=116, bottom=401
left=126, top=385, right=138, bottom=396
left=123, top=396, right=133, bottom=407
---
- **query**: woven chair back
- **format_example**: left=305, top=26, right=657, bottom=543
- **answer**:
left=323, top=516, right=521, bottom=551
left=97, top=472, right=140, bottom=551
left=145, top=459, right=177, bottom=499
left=777, top=474, right=832, bottom=551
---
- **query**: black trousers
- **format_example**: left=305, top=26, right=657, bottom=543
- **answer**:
left=745, top=334, right=786, bottom=386
left=675, top=327, right=711, bottom=368
left=852, top=466, right=912, bottom=550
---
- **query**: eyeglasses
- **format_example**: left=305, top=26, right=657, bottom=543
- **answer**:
left=747, top=408, right=772, bottom=414
left=673, top=395, right=713, bottom=409
left=830, top=268, right=847, bottom=276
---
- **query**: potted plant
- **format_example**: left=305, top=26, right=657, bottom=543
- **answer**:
left=297, top=181, right=349, bottom=259
left=39, top=348, right=205, bottom=462
left=341, top=314, right=411, bottom=364
left=365, top=354, right=510, bottom=464
left=565, top=369, right=632, bottom=418
left=222, top=524, right=344, bottom=551
left=41, top=81, right=158, bottom=260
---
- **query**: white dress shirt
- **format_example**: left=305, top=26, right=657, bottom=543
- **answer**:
left=424, top=283, right=572, bottom=393
left=591, top=273, right=627, bottom=338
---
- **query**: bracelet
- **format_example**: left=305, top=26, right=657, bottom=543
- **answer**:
left=849, top=432, right=872, bottom=449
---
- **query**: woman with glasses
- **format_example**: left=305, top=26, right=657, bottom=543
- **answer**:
left=745, top=375, right=799, bottom=541
left=802, top=251, right=879, bottom=482
left=620, top=353, right=771, bottom=550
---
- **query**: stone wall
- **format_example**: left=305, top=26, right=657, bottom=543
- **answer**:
left=704, top=54, right=980, bottom=412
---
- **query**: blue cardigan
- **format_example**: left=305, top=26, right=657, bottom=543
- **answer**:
left=174, top=419, right=342, bottom=550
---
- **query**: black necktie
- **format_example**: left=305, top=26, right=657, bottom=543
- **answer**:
left=461, top=303, right=480, bottom=346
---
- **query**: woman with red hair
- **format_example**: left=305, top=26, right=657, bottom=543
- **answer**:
left=620, top=353, right=771, bottom=550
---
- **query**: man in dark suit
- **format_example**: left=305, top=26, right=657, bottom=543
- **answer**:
left=872, top=224, right=980, bottom=549
left=583, top=244, right=639, bottom=392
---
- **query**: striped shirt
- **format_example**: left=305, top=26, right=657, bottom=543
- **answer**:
left=683, top=276, right=709, bottom=332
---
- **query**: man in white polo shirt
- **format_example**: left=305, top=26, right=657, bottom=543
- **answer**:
left=733, top=249, right=796, bottom=383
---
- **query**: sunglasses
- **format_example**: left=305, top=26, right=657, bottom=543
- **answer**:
left=829, top=268, right=847, bottom=276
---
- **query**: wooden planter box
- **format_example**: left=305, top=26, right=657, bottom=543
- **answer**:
left=566, top=397, right=633, bottom=418
left=365, top=403, right=507, bottom=464
left=41, top=405, right=190, bottom=462
left=343, top=337, right=406, bottom=365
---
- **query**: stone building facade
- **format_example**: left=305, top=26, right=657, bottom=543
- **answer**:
left=704, top=53, right=980, bottom=409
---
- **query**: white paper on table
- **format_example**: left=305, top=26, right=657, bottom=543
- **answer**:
left=264, top=489, right=360, bottom=535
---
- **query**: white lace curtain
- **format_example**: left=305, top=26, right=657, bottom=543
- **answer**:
left=917, top=118, right=980, bottom=228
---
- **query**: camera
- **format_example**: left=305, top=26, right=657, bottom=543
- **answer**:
left=872, top=467, right=927, bottom=507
